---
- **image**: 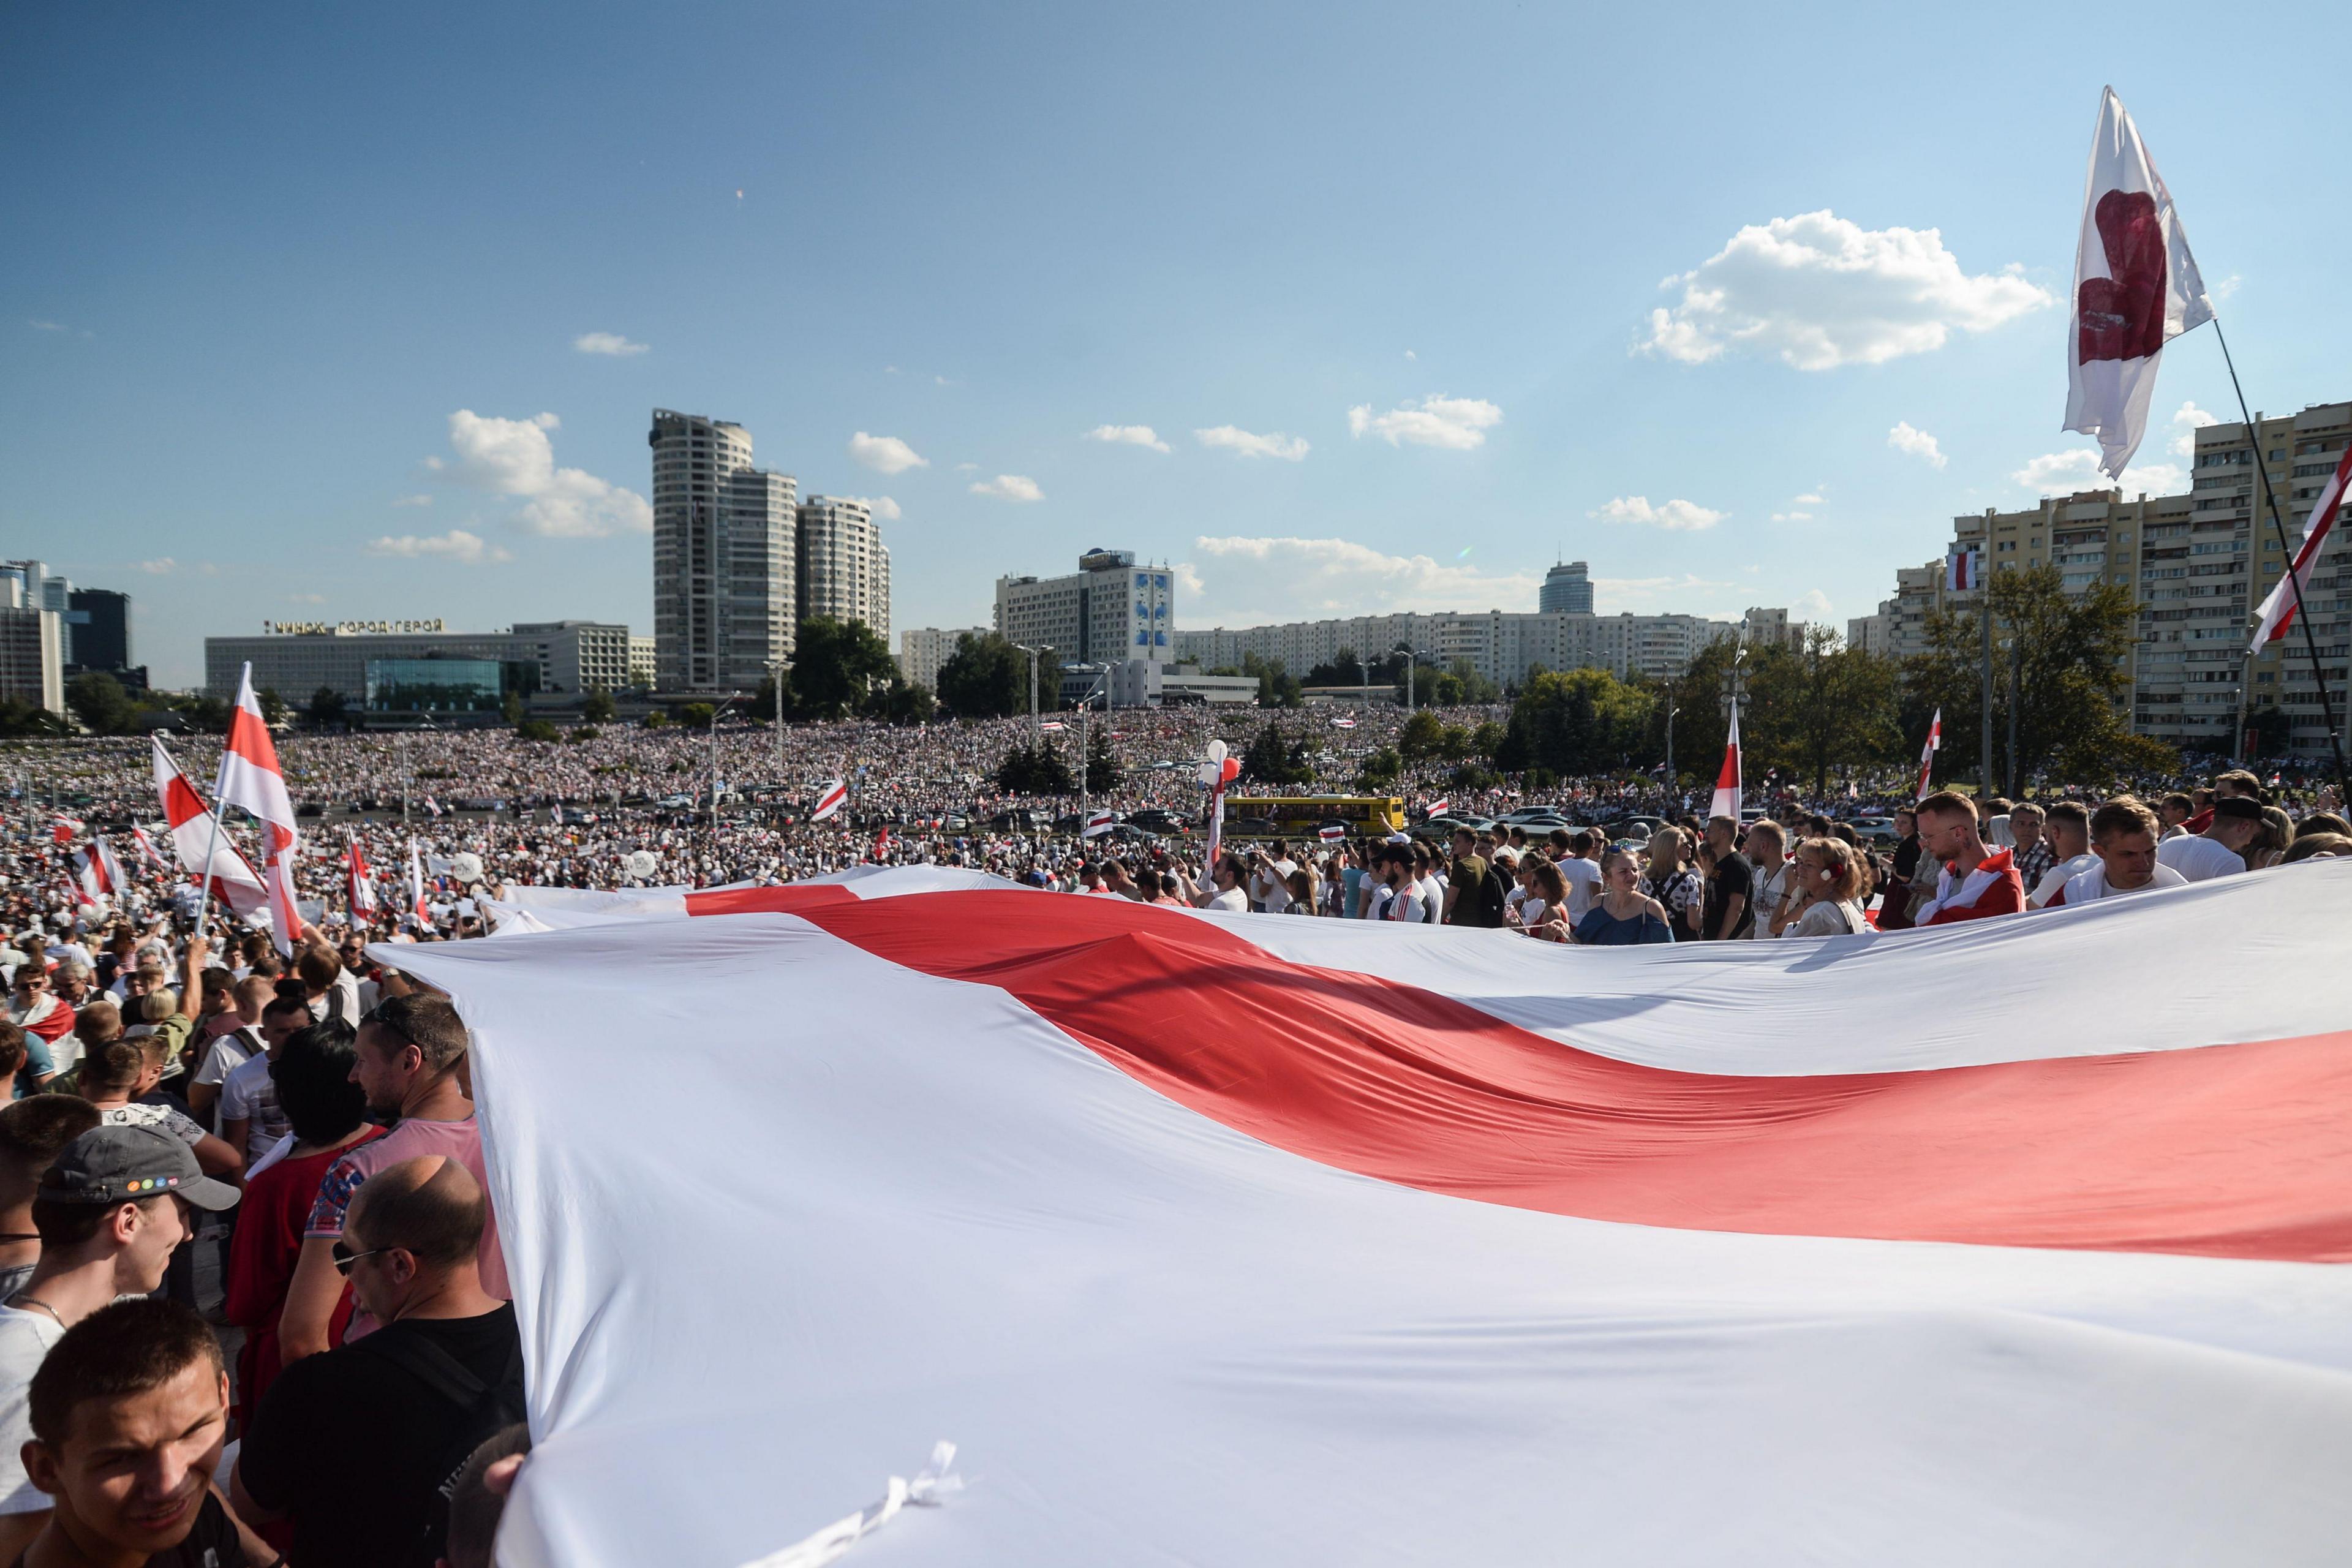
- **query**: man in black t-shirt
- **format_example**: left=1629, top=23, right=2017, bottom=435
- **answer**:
left=15, top=1297, right=265, bottom=1566
left=1700, top=816, right=1754, bottom=940
left=234, top=1156, right=523, bottom=1568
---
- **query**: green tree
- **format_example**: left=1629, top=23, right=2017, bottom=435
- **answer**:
left=64, top=673, right=136, bottom=736
left=1471, top=720, right=1507, bottom=759
left=995, top=742, right=1076, bottom=794
left=306, top=685, right=349, bottom=729
left=1496, top=668, right=1656, bottom=776
left=1397, top=709, right=1445, bottom=761
left=564, top=726, right=600, bottom=744
left=1083, top=725, right=1121, bottom=793
left=500, top=690, right=526, bottom=726
left=791, top=616, right=899, bottom=717
left=1743, top=627, right=1904, bottom=794
left=1240, top=653, right=1304, bottom=708
left=642, top=709, right=671, bottom=730
left=1906, top=564, right=2139, bottom=784
left=677, top=702, right=717, bottom=729
left=258, top=686, right=290, bottom=726
left=0, top=698, right=65, bottom=737
left=1241, top=722, right=1311, bottom=785
left=1303, top=648, right=1363, bottom=687
left=935, top=633, right=1030, bottom=718
left=864, top=680, right=935, bottom=725
left=1358, top=745, right=1403, bottom=790
left=514, top=718, right=560, bottom=742
left=581, top=685, right=617, bottom=725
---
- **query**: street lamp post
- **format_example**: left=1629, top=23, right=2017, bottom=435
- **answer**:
left=1014, top=644, right=1044, bottom=743
left=765, top=659, right=791, bottom=780
left=1072, top=665, right=1108, bottom=835
left=708, top=691, right=740, bottom=848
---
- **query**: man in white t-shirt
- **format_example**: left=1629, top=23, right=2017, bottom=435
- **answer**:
left=2047, top=797, right=2188, bottom=907
left=2156, top=795, right=2261, bottom=882
left=0, top=1125, right=237, bottom=1557
left=2027, top=801, right=2099, bottom=909
left=1739, top=821, right=1790, bottom=940
left=1557, top=831, right=1604, bottom=926
left=220, top=993, right=311, bottom=1168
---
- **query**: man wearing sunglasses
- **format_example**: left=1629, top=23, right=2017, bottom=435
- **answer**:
left=5, top=967, right=72, bottom=1070
left=276, top=994, right=507, bottom=1365
left=235, top=1155, right=522, bottom=1568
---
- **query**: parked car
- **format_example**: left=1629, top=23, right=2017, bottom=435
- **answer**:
left=1849, top=815, right=1900, bottom=846
left=1127, top=808, right=1192, bottom=835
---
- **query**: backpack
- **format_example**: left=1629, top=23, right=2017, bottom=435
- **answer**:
left=1468, top=863, right=1510, bottom=929
left=349, top=1324, right=527, bottom=1568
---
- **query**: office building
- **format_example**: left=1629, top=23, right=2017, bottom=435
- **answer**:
left=64, top=589, right=134, bottom=679
left=797, top=497, right=891, bottom=641
left=650, top=409, right=798, bottom=693
left=994, top=548, right=1173, bottom=668
left=205, top=620, right=635, bottom=708
left=1539, top=561, right=1594, bottom=616
left=628, top=636, right=656, bottom=690
left=0, top=562, right=74, bottom=666
left=0, top=576, right=64, bottom=714
left=897, top=627, right=990, bottom=691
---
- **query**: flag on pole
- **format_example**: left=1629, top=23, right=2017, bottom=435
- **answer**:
left=1039, top=720, right=1066, bottom=733
left=1946, top=547, right=1983, bottom=593
left=1710, top=701, right=1743, bottom=823
left=1319, top=823, right=1346, bottom=842
left=217, top=663, right=303, bottom=953
left=1916, top=708, right=1943, bottom=801
left=811, top=780, right=849, bottom=821
left=347, top=837, right=377, bottom=916
left=151, top=736, right=270, bottom=922
left=2250, top=440, right=2352, bottom=652
left=409, top=839, right=431, bottom=927
left=130, top=826, right=166, bottom=870
left=2063, top=86, right=2212, bottom=478
left=1332, top=715, right=1357, bottom=729
left=422, top=794, right=443, bottom=818
left=1424, top=799, right=1452, bottom=818
left=1082, top=810, right=1117, bottom=838
left=48, top=816, right=82, bottom=845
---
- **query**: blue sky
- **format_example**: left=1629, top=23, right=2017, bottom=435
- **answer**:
left=7, top=2, right=2350, bottom=687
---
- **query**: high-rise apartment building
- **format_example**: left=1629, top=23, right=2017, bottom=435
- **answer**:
left=0, top=575, right=64, bottom=713
left=1539, top=561, right=1594, bottom=616
left=897, top=627, right=990, bottom=691
left=1880, top=400, right=2352, bottom=758
left=994, top=549, right=1172, bottom=667
left=1174, top=609, right=1740, bottom=687
left=649, top=409, right=797, bottom=693
left=796, top=497, right=891, bottom=642
left=0, top=562, right=74, bottom=666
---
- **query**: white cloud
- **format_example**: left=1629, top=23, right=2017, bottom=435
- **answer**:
left=1590, top=496, right=1728, bottom=532
left=134, top=557, right=176, bottom=576
left=1177, top=536, right=1541, bottom=625
left=1643, top=209, right=2051, bottom=371
left=391, top=493, right=434, bottom=508
left=432, top=409, right=652, bottom=537
left=1771, top=510, right=1814, bottom=523
left=1793, top=491, right=1825, bottom=504
left=1403, top=349, right=1417, bottom=361
left=839, top=495, right=901, bottom=521
left=1345, top=394, right=1503, bottom=451
left=573, top=331, right=649, bottom=356
left=1084, top=424, right=1171, bottom=453
left=2212, top=274, right=2242, bottom=301
left=365, top=529, right=513, bottom=565
left=1793, top=589, right=1835, bottom=620
left=2012, top=448, right=2183, bottom=497
left=848, top=432, right=928, bottom=475
left=1195, top=426, right=1310, bottom=461
left=1887, top=421, right=1948, bottom=469
left=969, top=474, right=1044, bottom=502
left=27, top=319, right=65, bottom=333
left=2169, top=399, right=2220, bottom=457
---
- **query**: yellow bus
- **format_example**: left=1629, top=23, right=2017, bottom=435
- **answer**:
left=1220, top=795, right=1406, bottom=840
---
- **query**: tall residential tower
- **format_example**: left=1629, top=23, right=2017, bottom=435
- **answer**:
left=649, top=410, right=797, bottom=693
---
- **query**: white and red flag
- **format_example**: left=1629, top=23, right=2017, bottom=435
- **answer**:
left=1081, top=809, right=1116, bottom=838
left=1319, top=823, right=1346, bottom=842
left=347, top=837, right=377, bottom=916
left=2063, top=86, right=2213, bottom=478
left=810, top=780, right=848, bottom=822
left=1947, top=546, right=1982, bottom=593
left=2250, top=440, right=2352, bottom=653
left=1709, top=700, right=1742, bottom=823
left=48, top=816, right=81, bottom=845
left=1332, top=715, right=1357, bottom=729
left=151, top=736, right=270, bottom=922
left=408, top=839, right=430, bottom=927
left=1915, top=707, right=1942, bottom=801
left=1423, top=798, right=1452, bottom=818
left=401, top=867, right=2352, bottom=1567
left=1038, top=720, right=1066, bottom=732
left=129, top=825, right=166, bottom=870
left=217, top=663, right=302, bottom=952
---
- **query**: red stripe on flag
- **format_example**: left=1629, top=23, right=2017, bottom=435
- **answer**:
left=685, top=887, right=2352, bottom=1262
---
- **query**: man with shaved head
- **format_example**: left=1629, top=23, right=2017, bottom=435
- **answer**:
left=233, top=1156, right=524, bottom=1568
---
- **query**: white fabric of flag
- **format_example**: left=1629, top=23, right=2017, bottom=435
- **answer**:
left=2063, top=86, right=2212, bottom=478
left=392, top=866, right=2352, bottom=1568
left=2250, top=440, right=2352, bottom=652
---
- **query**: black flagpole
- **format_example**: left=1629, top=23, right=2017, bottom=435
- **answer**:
left=2208, top=318, right=2351, bottom=802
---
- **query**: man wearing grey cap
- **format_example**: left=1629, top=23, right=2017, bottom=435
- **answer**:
left=0, top=1125, right=238, bottom=1556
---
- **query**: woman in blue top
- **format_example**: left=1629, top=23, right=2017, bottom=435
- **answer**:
left=1574, top=848, right=1674, bottom=946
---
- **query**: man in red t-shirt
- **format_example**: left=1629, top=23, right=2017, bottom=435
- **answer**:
left=1911, top=790, right=2023, bottom=926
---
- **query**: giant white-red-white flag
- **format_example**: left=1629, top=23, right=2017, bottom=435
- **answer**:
left=2250, top=439, right=2352, bottom=652
left=2063, top=86, right=2212, bottom=478
left=216, top=663, right=301, bottom=952
left=1709, top=699, right=1742, bottom=823
left=402, top=867, right=2352, bottom=1567
left=1915, top=707, right=1942, bottom=801
left=151, top=736, right=270, bottom=922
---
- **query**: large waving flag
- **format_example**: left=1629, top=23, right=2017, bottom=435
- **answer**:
left=1915, top=706, right=1942, bottom=801
left=347, top=836, right=377, bottom=916
left=2063, top=86, right=2212, bottom=477
left=1709, top=699, right=1741, bottom=822
left=401, top=867, right=2352, bottom=1568
left=151, top=736, right=270, bottom=922
left=217, top=663, right=301, bottom=951
left=2250, top=439, right=2352, bottom=653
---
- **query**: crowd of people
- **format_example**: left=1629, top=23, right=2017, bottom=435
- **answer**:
left=0, top=711, right=2339, bottom=1562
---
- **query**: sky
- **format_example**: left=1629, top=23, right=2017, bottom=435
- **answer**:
left=7, top=1, right=2352, bottom=688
